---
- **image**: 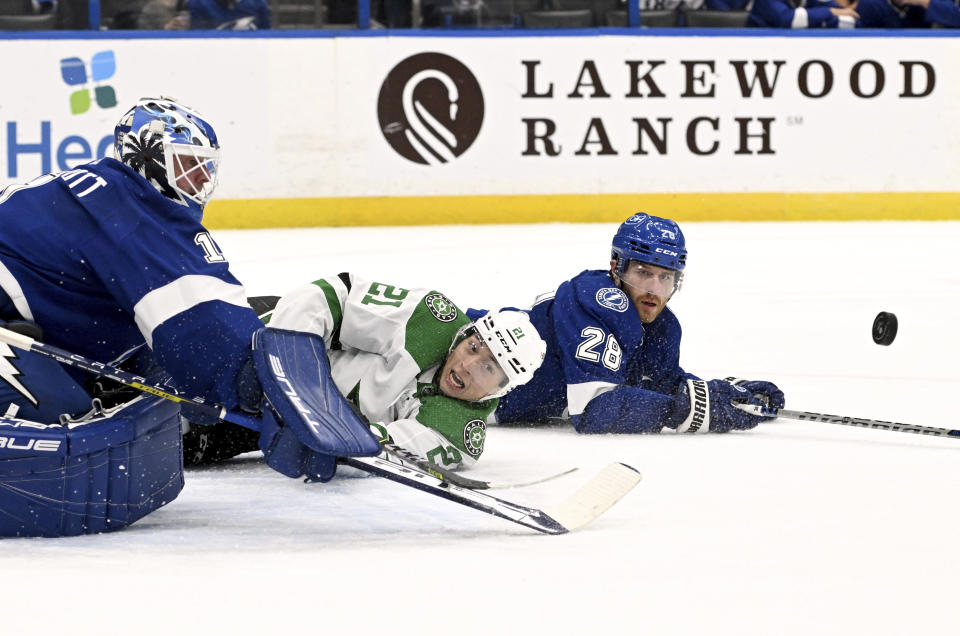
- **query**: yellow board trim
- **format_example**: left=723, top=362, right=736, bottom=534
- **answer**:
left=203, top=192, right=960, bottom=229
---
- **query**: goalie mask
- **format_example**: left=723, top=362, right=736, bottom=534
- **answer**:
left=114, top=96, right=221, bottom=220
left=446, top=311, right=546, bottom=401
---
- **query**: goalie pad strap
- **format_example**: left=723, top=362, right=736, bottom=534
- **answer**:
left=676, top=379, right=710, bottom=434
left=252, top=327, right=380, bottom=457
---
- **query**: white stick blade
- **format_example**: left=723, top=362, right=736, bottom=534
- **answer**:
left=545, top=462, right=642, bottom=532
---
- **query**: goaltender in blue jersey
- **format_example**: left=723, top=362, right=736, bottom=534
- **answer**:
left=0, top=101, right=261, bottom=420
left=0, top=97, right=379, bottom=537
left=470, top=213, right=786, bottom=435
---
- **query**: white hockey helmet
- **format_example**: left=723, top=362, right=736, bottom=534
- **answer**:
left=472, top=311, right=546, bottom=399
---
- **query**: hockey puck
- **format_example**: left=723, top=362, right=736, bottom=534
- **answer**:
left=872, top=311, right=898, bottom=346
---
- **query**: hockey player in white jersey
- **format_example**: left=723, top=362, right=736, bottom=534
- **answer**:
left=185, top=274, right=547, bottom=470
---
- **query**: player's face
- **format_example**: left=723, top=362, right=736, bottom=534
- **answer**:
left=612, top=259, right=677, bottom=324
left=173, top=153, right=214, bottom=197
left=440, top=333, right=508, bottom=401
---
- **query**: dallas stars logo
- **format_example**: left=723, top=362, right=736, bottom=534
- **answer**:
left=463, top=419, right=486, bottom=457
left=424, top=293, right=458, bottom=323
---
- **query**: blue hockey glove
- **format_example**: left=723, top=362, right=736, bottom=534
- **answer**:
left=724, top=377, right=785, bottom=410
left=673, top=378, right=772, bottom=434
left=257, top=405, right=337, bottom=483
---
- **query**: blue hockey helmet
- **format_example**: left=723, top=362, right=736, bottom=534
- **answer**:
left=114, top=96, right=221, bottom=219
left=611, top=213, right=687, bottom=278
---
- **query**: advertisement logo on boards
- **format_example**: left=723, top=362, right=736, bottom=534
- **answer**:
left=59, top=50, right=118, bottom=115
left=377, top=52, right=484, bottom=165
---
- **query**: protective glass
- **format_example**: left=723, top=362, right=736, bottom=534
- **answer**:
left=619, top=261, right=683, bottom=298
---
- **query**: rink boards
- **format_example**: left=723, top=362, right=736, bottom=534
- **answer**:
left=0, top=30, right=957, bottom=226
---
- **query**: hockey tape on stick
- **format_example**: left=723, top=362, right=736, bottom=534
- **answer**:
left=736, top=403, right=960, bottom=440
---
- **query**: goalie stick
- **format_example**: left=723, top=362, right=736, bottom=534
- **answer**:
left=736, top=403, right=960, bottom=440
left=0, top=325, right=642, bottom=533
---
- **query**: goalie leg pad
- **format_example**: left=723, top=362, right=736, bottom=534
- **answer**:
left=0, top=395, right=183, bottom=537
left=252, top=327, right=380, bottom=458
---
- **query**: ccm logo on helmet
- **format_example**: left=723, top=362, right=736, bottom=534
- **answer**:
left=0, top=436, right=61, bottom=452
left=655, top=247, right=679, bottom=257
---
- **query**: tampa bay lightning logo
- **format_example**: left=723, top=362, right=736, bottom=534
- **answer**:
left=596, top=287, right=629, bottom=312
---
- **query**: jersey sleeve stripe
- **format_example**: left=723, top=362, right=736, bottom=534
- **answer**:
left=0, top=258, right=35, bottom=321
left=134, top=274, right=250, bottom=347
left=312, top=278, right=345, bottom=350
left=567, top=381, right=618, bottom=416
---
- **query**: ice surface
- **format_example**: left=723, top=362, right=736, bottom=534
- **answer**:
left=4, top=222, right=959, bottom=636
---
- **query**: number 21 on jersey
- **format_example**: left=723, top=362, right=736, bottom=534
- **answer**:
left=362, top=282, right=409, bottom=307
left=576, top=327, right=622, bottom=371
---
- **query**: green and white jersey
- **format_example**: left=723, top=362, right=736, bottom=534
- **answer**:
left=266, top=273, right=496, bottom=469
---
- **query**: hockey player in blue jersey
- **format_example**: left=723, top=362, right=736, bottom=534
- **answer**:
left=470, top=213, right=785, bottom=435
left=0, top=96, right=378, bottom=537
left=0, top=96, right=262, bottom=422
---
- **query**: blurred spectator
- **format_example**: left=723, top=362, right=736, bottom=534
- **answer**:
left=643, top=0, right=704, bottom=9
left=857, top=0, right=960, bottom=26
left=381, top=0, right=412, bottom=27
left=108, top=0, right=149, bottom=28
left=748, top=0, right=858, bottom=27
left=186, top=0, right=271, bottom=29
left=138, top=0, right=189, bottom=28
left=706, top=0, right=750, bottom=8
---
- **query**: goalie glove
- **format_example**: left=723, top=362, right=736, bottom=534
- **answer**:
left=257, top=404, right=337, bottom=482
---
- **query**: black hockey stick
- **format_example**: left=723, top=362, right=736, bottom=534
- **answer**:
left=0, top=324, right=257, bottom=428
left=0, top=325, right=641, bottom=533
left=0, top=325, right=574, bottom=491
left=736, top=403, right=960, bottom=440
